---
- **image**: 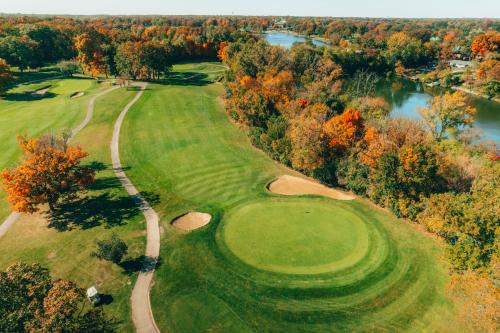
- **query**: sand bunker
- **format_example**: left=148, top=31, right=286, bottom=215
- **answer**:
left=268, top=175, right=355, bottom=201
left=71, top=91, right=84, bottom=98
left=32, top=87, right=50, bottom=96
left=172, top=212, right=212, bottom=231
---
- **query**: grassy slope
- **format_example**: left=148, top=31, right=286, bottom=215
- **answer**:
left=0, top=78, right=102, bottom=220
left=0, top=85, right=146, bottom=331
left=120, top=63, right=460, bottom=332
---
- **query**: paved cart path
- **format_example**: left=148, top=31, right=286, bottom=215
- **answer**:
left=110, top=82, right=161, bottom=333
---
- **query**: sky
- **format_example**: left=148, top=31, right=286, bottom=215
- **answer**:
left=0, top=0, right=499, bottom=18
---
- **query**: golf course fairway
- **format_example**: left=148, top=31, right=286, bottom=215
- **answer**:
left=118, top=62, right=460, bottom=333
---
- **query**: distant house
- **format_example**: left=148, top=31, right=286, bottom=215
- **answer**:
left=449, top=60, right=472, bottom=69
left=275, top=19, right=287, bottom=29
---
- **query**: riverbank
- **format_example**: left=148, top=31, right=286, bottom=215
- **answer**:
left=452, top=85, right=500, bottom=103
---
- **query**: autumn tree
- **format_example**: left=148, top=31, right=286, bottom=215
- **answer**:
left=1, top=134, right=94, bottom=213
left=418, top=163, right=499, bottom=271
left=385, top=32, right=426, bottom=68
left=0, top=262, right=116, bottom=333
left=471, top=31, right=500, bottom=57
left=114, top=41, right=143, bottom=80
left=74, top=32, right=108, bottom=76
left=217, top=41, right=229, bottom=62
left=323, top=108, right=364, bottom=150
left=368, top=143, right=442, bottom=218
left=419, top=91, right=476, bottom=139
left=288, top=103, right=329, bottom=172
left=355, top=96, right=390, bottom=119
left=0, top=58, right=13, bottom=94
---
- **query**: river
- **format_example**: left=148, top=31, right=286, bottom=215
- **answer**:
left=264, top=31, right=328, bottom=48
left=375, top=78, right=500, bottom=143
left=265, top=32, right=499, bottom=143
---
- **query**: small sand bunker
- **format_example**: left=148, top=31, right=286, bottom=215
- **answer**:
left=32, top=87, right=50, bottom=96
left=172, top=212, right=212, bottom=231
left=71, top=91, right=84, bottom=98
left=268, top=175, right=355, bottom=201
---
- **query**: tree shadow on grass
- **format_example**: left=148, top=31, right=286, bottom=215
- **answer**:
left=2, top=91, right=57, bottom=101
left=97, top=294, right=114, bottom=306
left=48, top=193, right=140, bottom=231
left=47, top=161, right=161, bottom=231
left=85, top=162, right=131, bottom=191
left=120, top=255, right=162, bottom=276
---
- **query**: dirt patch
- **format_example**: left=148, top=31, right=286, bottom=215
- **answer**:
left=268, top=175, right=355, bottom=201
left=47, top=250, right=57, bottom=259
left=70, top=91, right=84, bottom=99
left=171, top=212, right=212, bottom=231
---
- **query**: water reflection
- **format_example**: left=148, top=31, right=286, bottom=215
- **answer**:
left=264, top=32, right=328, bottom=49
left=375, top=78, right=499, bottom=142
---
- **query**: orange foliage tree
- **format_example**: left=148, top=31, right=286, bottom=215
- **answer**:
left=477, top=58, right=500, bottom=82
left=1, top=134, right=94, bottom=213
left=471, top=31, right=500, bottom=57
left=288, top=103, right=329, bottom=172
left=74, top=32, right=107, bottom=76
left=360, top=127, right=384, bottom=168
left=322, top=108, right=364, bottom=149
left=217, top=41, right=229, bottom=62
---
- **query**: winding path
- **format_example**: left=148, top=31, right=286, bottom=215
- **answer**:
left=0, top=84, right=121, bottom=240
left=110, top=83, right=161, bottom=333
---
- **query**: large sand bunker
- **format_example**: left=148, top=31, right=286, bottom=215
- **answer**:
left=172, top=212, right=212, bottom=231
left=268, top=175, right=355, bottom=201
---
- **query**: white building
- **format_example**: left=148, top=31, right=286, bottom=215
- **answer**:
left=449, top=60, right=472, bottom=69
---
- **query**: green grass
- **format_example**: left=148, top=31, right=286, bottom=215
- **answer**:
left=222, top=198, right=369, bottom=274
left=0, top=81, right=146, bottom=331
left=119, top=62, right=460, bottom=332
left=0, top=77, right=102, bottom=220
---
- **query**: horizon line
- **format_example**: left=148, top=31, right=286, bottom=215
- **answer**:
left=0, top=12, right=499, bottom=20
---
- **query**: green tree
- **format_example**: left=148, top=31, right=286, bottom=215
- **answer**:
left=0, top=35, right=37, bottom=71
left=483, top=80, right=500, bottom=98
left=141, top=41, right=174, bottom=80
left=92, top=234, right=128, bottom=264
left=385, top=31, right=427, bottom=68
left=57, top=60, right=80, bottom=77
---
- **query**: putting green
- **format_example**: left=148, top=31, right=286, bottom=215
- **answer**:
left=222, top=199, right=369, bottom=274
